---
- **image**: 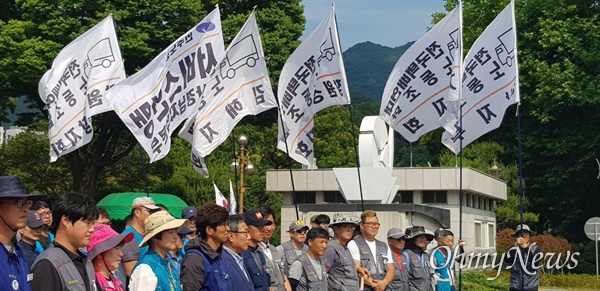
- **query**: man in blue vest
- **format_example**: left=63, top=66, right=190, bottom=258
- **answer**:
left=241, top=208, right=273, bottom=291
left=31, top=193, right=100, bottom=290
left=181, top=203, right=230, bottom=291
left=17, top=211, right=45, bottom=270
left=0, top=175, right=47, bottom=291
left=222, top=214, right=254, bottom=290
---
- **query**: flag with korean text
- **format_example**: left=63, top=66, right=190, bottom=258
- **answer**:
left=276, top=5, right=350, bottom=167
left=179, top=11, right=276, bottom=161
left=229, top=180, right=237, bottom=214
left=379, top=5, right=461, bottom=142
left=38, top=15, right=126, bottom=162
left=106, top=8, right=225, bottom=162
left=214, top=183, right=229, bottom=211
left=438, top=48, right=463, bottom=135
left=442, top=1, right=519, bottom=154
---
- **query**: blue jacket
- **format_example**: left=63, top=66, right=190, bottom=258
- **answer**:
left=223, top=249, right=254, bottom=291
left=136, top=248, right=181, bottom=291
left=0, top=243, right=31, bottom=291
left=240, top=245, right=270, bottom=291
left=186, top=247, right=229, bottom=291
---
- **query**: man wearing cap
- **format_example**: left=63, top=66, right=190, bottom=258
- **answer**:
left=31, top=193, right=100, bottom=290
left=277, top=220, right=309, bottom=276
left=241, top=208, right=273, bottom=291
left=257, top=206, right=290, bottom=291
left=387, top=228, right=409, bottom=291
left=181, top=206, right=198, bottom=254
left=18, top=211, right=45, bottom=270
left=181, top=204, right=230, bottom=291
left=88, top=224, right=134, bottom=290
left=120, top=196, right=161, bottom=278
left=507, top=224, right=541, bottom=291
left=222, top=214, right=254, bottom=290
left=129, top=211, right=188, bottom=291
left=347, top=210, right=395, bottom=291
left=403, top=226, right=434, bottom=291
left=0, top=175, right=47, bottom=291
left=323, top=213, right=361, bottom=290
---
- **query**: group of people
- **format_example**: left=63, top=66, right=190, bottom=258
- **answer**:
left=0, top=174, right=540, bottom=291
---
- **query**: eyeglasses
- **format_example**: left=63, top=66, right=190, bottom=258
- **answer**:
left=232, top=230, right=250, bottom=236
left=292, top=229, right=307, bottom=235
left=39, top=211, right=52, bottom=217
left=2, top=199, right=33, bottom=209
left=336, top=224, right=356, bottom=231
left=362, top=222, right=381, bottom=228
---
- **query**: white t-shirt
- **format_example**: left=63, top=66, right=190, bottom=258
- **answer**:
left=347, top=239, right=393, bottom=269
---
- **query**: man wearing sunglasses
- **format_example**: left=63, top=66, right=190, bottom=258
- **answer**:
left=0, top=176, right=47, bottom=291
left=277, top=220, right=309, bottom=276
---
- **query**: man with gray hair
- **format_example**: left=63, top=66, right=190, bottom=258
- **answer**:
left=222, top=214, right=254, bottom=290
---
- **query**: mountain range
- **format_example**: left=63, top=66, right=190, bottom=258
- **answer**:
left=342, top=41, right=414, bottom=102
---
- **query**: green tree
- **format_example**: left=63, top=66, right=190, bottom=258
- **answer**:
left=0, top=0, right=305, bottom=196
left=438, top=0, right=600, bottom=242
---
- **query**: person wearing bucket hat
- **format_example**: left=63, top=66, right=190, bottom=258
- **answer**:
left=323, top=213, right=362, bottom=290
left=347, top=210, right=395, bottom=291
left=277, top=220, right=309, bottom=276
left=31, top=193, right=99, bottom=291
left=506, top=224, right=541, bottom=291
left=386, top=228, right=409, bottom=291
left=403, top=226, right=434, bottom=291
left=17, top=211, right=46, bottom=270
left=129, top=211, right=188, bottom=291
left=88, top=224, right=134, bottom=291
left=0, top=176, right=48, bottom=290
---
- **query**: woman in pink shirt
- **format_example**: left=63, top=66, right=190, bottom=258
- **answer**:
left=87, top=223, right=134, bottom=291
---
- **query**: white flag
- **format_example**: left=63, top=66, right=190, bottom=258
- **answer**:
left=229, top=180, right=237, bottom=214
left=214, top=182, right=229, bottom=211
left=438, top=48, right=463, bottom=135
left=106, top=8, right=225, bottom=162
left=38, top=15, right=126, bottom=162
left=379, top=5, right=461, bottom=142
left=179, top=11, right=276, bottom=162
left=442, top=1, right=519, bottom=154
left=276, top=5, right=350, bottom=167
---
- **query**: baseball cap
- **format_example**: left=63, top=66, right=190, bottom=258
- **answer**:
left=178, top=227, right=193, bottom=236
left=386, top=228, right=405, bottom=240
left=181, top=206, right=198, bottom=219
left=27, top=211, right=45, bottom=228
left=287, top=220, right=309, bottom=233
left=131, top=197, right=160, bottom=210
left=243, top=209, right=273, bottom=227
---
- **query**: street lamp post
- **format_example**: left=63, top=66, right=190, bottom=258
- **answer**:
left=229, top=135, right=256, bottom=213
left=488, top=159, right=501, bottom=178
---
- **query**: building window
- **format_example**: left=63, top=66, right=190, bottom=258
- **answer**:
left=478, top=197, right=482, bottom=210
left=423, top=191, right=447, bottom=204
left=293, top=192, right=316, bottom=204
left=466, top=193, right=471, bottom=207
left=324, top=191, right=346, bottom=203
left=483, top=198, right=488, bottom=211
left=392, top=191, right=413, bottom=203
left=489, top=199, right=494, bottom=211
left=488, top=223, right=495, bottom=248
left=471, top=195, right=476, bottom=208
left=475, top=221, right=482, bottom=248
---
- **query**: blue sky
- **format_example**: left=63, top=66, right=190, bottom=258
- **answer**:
left=301, top=0, right=447, bottom=51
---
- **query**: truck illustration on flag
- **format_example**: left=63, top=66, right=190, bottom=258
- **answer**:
left=83, top=38, right=116, bottom=78
left=219, top=34, right=259, bottom=79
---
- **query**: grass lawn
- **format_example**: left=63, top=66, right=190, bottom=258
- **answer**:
left=458, top=270, right=600, bottom=291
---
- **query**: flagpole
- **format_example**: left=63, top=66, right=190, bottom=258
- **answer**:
left=457, top=2, right=464, bottom=290
left=231, top=133, right=240, bottom=210
left=347, top=105, right=365, bottom=211
left=255, top=9, right=300, bottom=220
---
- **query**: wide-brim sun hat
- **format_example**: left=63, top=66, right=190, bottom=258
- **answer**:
left=87, top=224, right=134, bottom=260
left=0, top=176, right=47, bottom=201
left=139, top=211, right=188, bottom=247
left=405, top=226, right=434, bottom=241
left=329, top=213, right=359, bottom=227
left=512, top=224, right=534, bottom=237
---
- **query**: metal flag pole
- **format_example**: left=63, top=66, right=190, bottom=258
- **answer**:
left=231, top=134, right=240, bottom=213
left=255, top=8, right=299, bottom=220
left=138, top=145, right=150, bottom=197
left=347, top=105, right=365, bottom=211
